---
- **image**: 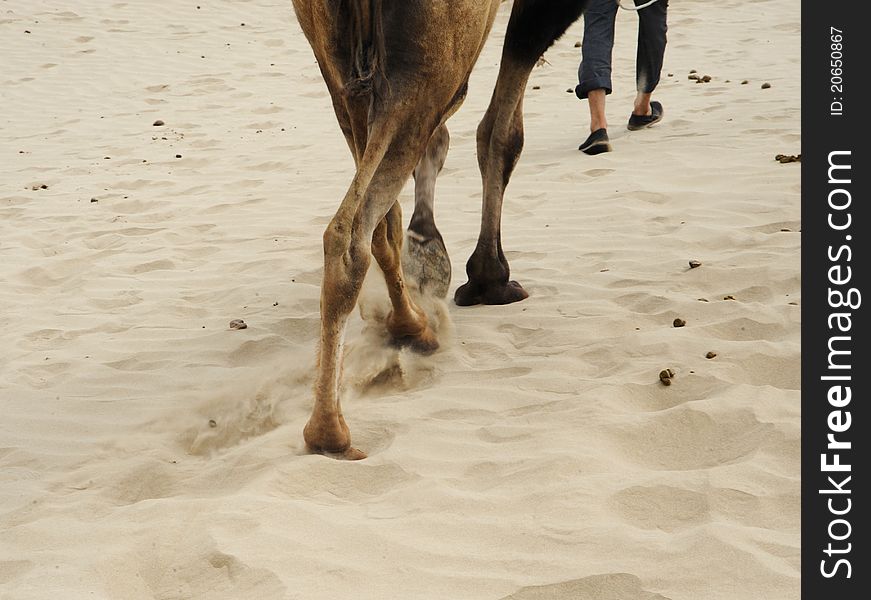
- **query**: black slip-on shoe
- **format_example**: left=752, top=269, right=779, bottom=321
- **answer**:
left=627, top=100, right=664, bottom=131
left=579, top=128, right=612, bottom=155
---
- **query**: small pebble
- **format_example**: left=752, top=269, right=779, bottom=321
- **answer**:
left=701, top=75, right=712, bottom=82
left=566, top=88, right=574, bottom=93
left=659, top=368, right=675, bottom=385
left=153, top=119, right=165, bottom=126
left=706, top=351, right=718, bottom=359
left=697, top=298, right=709, bottom=302
left=229, top=319, right=247, bottom=330
left=208, top=419, right=217, bottom=428
left=673, top=318, right=686, bottom=328
left=689, top=69, right=697, bottom=74
left=761, top=82, right=771, bottom=89
left=667, top=73, right=673, bottom=77
left=688, top=74, right=699, bottom=81
left=175, top=154, right=182, bottom=158
left=775, top=153, right=801, bottom=163
left=689, top=259, right=702, bottom=269
left=574, top=41, right=581, bottom=48
left=90, top=197, right=98, bottom=203
left=741, top=80, right=749, bottom=85
left=723, top=295, right=736, bottom=300
left=532, top=85, right=540, bottom=90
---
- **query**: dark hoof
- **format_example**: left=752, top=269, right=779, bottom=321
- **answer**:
left=454, top=280, right=529, bottom=306
left=401, top=230, right=451, bottom=298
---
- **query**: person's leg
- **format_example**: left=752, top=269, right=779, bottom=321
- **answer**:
left=588, top=89, right=607, bottom=131
left=576, top=0, right=618, bottom=129
left=633, top=0, right=668, bottom=116
left=576, top=0, right=617, bottom=154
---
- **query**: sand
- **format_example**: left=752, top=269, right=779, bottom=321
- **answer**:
left=1, top=1, right=800, bottom=598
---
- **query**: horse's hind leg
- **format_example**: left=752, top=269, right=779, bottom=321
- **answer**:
left=305, top=111, right=441, bottom=459
left=372, top=202, right=438, bottom=353
left=402, top=124, right=452, bottom=299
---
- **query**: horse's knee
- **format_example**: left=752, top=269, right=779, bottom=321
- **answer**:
left=323, top=219, right=370, bottom=280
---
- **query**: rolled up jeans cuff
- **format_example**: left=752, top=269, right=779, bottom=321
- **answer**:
left=575, top=78, right=612, bottom=100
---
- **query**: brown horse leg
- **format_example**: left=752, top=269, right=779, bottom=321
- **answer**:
left=372, top=203, right=439, bottom=353
left=305, top=111, right=439, bottom=459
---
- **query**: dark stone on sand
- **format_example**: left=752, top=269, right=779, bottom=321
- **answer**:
left=741, top=80, right=749, bottom=85
left=761, top=82, right=771, bottom=89
left=90, top=198, right=98, bottom=203
left=673, top=318, right=686, bottom=328
left=209, top=419, right=217, bottom=428
left=175, top=154, right=182, bottom=158
left=706, top=351, right=717, bottom=359
left=566, top=88, right=573, bottom=93
left=229, top=319, right=247, bottom=330
left=701, top=75, right=712, bottom=82
left=532, top=85, right=540, bottom=90
left=659, top=368, right=675, bottom=385
left=775, top=153, right=800, bottom=163
left=688, top=74, right=699, bottom=80
left=689, top=259, right=702, bottom=269
left=153, top=119, right=165, bottom=126
left=689, top=69, right=697, bottom=74
left=723, top=295, right=736, bottom=300
left=574, top=41, right=581, bottom=48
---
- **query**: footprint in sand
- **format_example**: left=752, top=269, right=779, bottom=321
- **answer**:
left=612, top=407, right=777, bottom=470
left=610, top=484, right=710, bottom=532
left=500, top=572, right=670, bottom=600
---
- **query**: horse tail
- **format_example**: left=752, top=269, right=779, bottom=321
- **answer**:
left=342, top=0, right=387, bottom=98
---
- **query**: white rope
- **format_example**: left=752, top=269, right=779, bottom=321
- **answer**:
left=617, top=0, right=663, bottom=11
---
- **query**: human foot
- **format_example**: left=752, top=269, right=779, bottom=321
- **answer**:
left=579, top=128, right=612, bottom=155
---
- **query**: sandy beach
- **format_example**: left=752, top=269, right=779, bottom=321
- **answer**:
left=1, top=1, right=800, bottom=598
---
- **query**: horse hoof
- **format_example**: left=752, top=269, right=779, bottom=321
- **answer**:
left=322, top=446, right=368, bottom=461
left=401, top=230, right=451, bottom=298
left=391, top=325, right=439, bottom=355
left=454, top=279, right=529, bottom=306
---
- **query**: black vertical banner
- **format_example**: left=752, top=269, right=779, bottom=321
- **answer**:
left=802, top=1, right=869, bottom=597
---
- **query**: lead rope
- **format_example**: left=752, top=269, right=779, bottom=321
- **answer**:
left=616, top=0, right=663, bottom=11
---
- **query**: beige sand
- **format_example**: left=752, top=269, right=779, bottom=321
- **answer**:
left=1, top=1, right=799, bottom=598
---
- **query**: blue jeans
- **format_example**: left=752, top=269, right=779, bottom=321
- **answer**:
left=575, top=0, right=668, bottom=100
